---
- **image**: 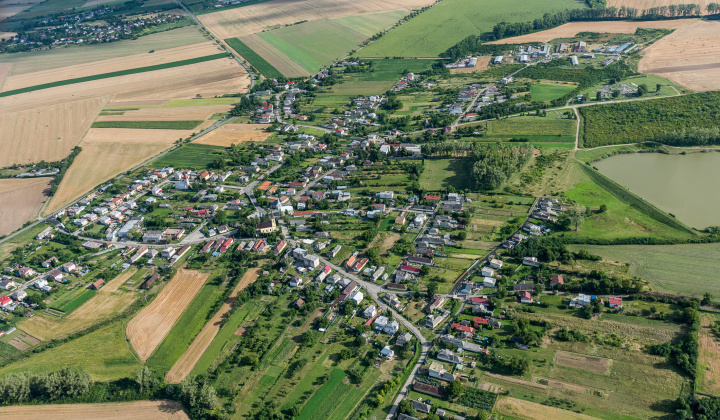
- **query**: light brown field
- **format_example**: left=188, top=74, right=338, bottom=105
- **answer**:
left=194, top=123, right=272, bottom=146
left=46, top=128, right=189, bottom=213
left=238, top=34, right=309, bottom=77
left=496, top=397, right=599, bottom=420
left=608, top=0, right=712, bottom=13
left=127, top=268, right=209, bottom=362
left=639, top=20, right=720, bottom=91
left=1, top=41, right=224, bottom=92
left=0, top=0, right=39, bottom=21
left=95, top=104, right=232, bottom=122
left=82, top=0, right=121, bottom=6
left=0, top=32, right=15, bottom=40
left=199, top=0, right=433, bottom=39
left=165, top=268, right=261, bottom=383
left=698, top=314, right=720, bottom=395
left=0, top=400, right=189, bottom=420
left=488, top=19, right=696, bottom=44
left=0, top=62, right=11, bottom=89
left=19, top=268, right=140, bottom=341
left=0, top=96, right=108, bottom=167
left=0, top=177, right=50, bottom=236
left=449, top=57, right=490, bottom=73
left=555, top=351, right=611, bottom=373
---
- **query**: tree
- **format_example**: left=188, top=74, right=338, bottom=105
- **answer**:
left=426, top=281, right=439, bottom=298
left=301, top=330, right=319, bottom=346
left=398, top=399, right=415, bottom=415
left=135, top=366, right=156, bottom=393
left=566, top=205, right=586, bottom=231
left=596, top=91, right=602, bottom=101
left=420, top=265, right=430, bottom=276
left=598, top=203, right=607, bottom=213
left=447, top=380, right=463, bottom=399
left=637, top=84, right=648, bottom=97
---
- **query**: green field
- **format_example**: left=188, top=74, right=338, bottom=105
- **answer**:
left=579, top=74, right=682, bottom=102
left=57, top=289, right=97, bottom=313
left=0, top=322, right=139, bottom=381
left=485, top=115, right=576, bottom=138
left=530, top=83, right=577, bottom=102
left=297, top=369, right=347, bottom=419
left=419, top=158, right=475, bottom=191
left=357, top=0, right=586, bottom=57
left=0, top=53, right=228, bottom=98
left=259, top=20, right=366, bottom=74
left=568, top=243, right=720, bottom=297
left=152, top=144, right=226, bottom=169
left=91, top=121, right=204, bottom=130
left=332, top=10, right=408, bottom=37
left=225, top=37, right=283, bottom=78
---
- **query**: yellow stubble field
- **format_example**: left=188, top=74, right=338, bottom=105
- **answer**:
left=0, top=400, right=189, bottom=420
left=194, top=123, right=273, bottom=146
left=0, top=177, right=51, bottom=236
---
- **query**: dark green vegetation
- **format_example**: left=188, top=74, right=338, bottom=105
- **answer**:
left=192, top=0, right=273, bottom=15
left=0, top=53, right=228, bottom=98
left=225, top=38, right=283, bottom=79
left=580, top=92, right=720, bottom=147
left=152, top=144, right=227, bottom=170
left=91, top=121, right=204, bottom=130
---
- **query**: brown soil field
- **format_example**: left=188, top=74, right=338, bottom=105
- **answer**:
left=47, top=128, right=188, bottom=213
left=0, top=96, right=108, bottom=167
left=95, top=104, right=231, bottom=122
left=496, top=397, right=599, bottom=420
left=555, top=351, right=611, bottom=373
left=19, top=268, right=140, bottom=341
left=699, top=314, right=720, bottom=395
left=194, top=123, right=272, bottom=146
left=0, top=177, right=50, bottom=236
left=199, top=0, right=432, bottom=39
left=488, top=19, right=696, bottom=44
left=165, top=268, right=261, bottom=383
left=238, top=34, right=309, bottom=77
left=2, top=41, right=224, bottom=92
left=639, top=20, right=720, bottom=91
left=127, top=268, right=209, bottom=362
left=608, top=0, right=712, bottom=13
left=0, top=400, right=189, bottom=420
left=450, top=57, right=491, bottom=73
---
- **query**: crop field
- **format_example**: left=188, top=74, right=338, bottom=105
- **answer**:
left=258, top=20, right=366, bottom=74
left=357, top=0, right=586, bottom=57
left=0, top=400, right=189, bottom=420
left=0, top=177, right=50, bottom=236
left=152, top=144, right=225, bottom=169
left=47, top=128, right=189, bottom=213
left=95, top=104, right=231, bottom=122
left=225, top=37, right=284, bottom=78
left=0, top=322, right=139, bottom=381
left=234, top=35, right=306, bottom=77
left=127, top=268, right=209, bottom=361
left=567, top=243, right=720, bottom=296
left=194, top=123, right=272, bottom=146
left=0, top=26, right=209, bottom=75
left=19, top=268, right=140, bottom=341
left=485, top=115, right=576, bottom=138
left=530, top=83, right=577, bottom=102
left=420, top=158, right=475, bottom=191
left=608, top=0, right=712, bottom=13
left=198, top=0, right=432, bottom=40
left=697, top=314, right=720, bottom=396
left=487, top=19, right=696, bottom=44
left=495, top=397, right=597, bottom=420
left=165, top=269, right=260, bottom=383
left=0, top=0, right=40, bottom=21
left=0, top=96, right=107, bottom=168
left=91, top=120, right=203, bottom=129
left=0, top=62, right=10, bottom=88
left=332, top=10, right=407, bottom=37
left=639, top=20, right=720, bottom=91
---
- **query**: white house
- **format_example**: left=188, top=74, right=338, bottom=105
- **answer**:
left=480, top=267, right=494, bottom=277
left=489, top=258, right=503, bottom=269
left=383, top=320, right=400, bottom=335
left=362, top=305, right=377, bottom=318
left=483, top=277, right=496, bottom=288
left=349, top=290, right=364, bottom=305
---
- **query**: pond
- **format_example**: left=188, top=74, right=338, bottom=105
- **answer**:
left=593, top=152, right=720, bottom=229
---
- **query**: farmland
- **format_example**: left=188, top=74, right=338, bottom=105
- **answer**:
left=639, top=20, right=720, bottom=91
left=357, top=0, right=586, bottom=57
left=225, top=37, right=284, bottom=78
left=0, top=177, right=50, bottom=236
left=0, top=400, right=189, bottom=420
left=484, top=115, right=576, bottom=139
left=127, top=268, right=209, bottom=362
left=333, top=10, right=407, bottom=36
left=234, top=34, right=307, bottom=77
left=530, top=83, right=577, bottom=102
left=194, top=123, right=272, bottom=146
left=608, top=0, right=713, bottom=13
left=91, top=120, right=203, bottom=130
left=698, top=314, right=720, bottom=396
left=151, top=143, right=226, bottom=169
left=496, top=397, right=598, bottom=420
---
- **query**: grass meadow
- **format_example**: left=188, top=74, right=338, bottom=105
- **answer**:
left=485, top=115, right=576, bottom=138
left=225, top=37, right=283, bottom=78
left=420, top=158, right=475, bottom=191
left=152, top=144, right=226, bottom=170
left=530, top=83, right=577, bottom=101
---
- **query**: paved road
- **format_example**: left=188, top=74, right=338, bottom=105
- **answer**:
left=292, top=169, right=334, bottom=202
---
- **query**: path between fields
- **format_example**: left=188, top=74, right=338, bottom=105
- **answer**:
left=164, top=268, right=261, bottom=383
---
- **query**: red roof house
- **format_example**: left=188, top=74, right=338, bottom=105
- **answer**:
left=400, top=265, right=421, bottom=275
left=550, top=275, right=564, bottom=287
left=608, top=297, right=623, bottom=308
left=451, top=323, right=475, bottom=334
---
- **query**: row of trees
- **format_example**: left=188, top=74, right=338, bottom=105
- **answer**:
left=655, top=127, right=720, bottom=147
left=0, top=368, right=91, bottom=404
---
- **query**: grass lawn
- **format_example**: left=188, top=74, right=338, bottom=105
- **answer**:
left=297, top=368, right=347, bottom=419
left=420, top=158, right=474, bottom=191
left=58, top=289, right=96, bottom=313
left=0, top=322, right=139, bottom=381
left=530, top=83, right=577, bottom=102
left=152, top=144, right=226, bottom=170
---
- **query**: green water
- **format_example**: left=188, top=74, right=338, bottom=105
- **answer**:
left=594, top=152, right=720, bottom=229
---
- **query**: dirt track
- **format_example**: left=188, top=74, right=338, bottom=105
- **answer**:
left=0, top=400, right=189, bottom=420
left=165, top=269, right=261, bottom=383
left=127, top=269, right=209, bottom=362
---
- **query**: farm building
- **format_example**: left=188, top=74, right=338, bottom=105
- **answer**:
left=89, top=279, right=105, bottom=290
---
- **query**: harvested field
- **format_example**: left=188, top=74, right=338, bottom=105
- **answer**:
left=698, top=314, right=720, bottom=395
left=83, top=0, right=121, bottom=6
left=47, top=128, right=189, bottom=213
left=1, top=42, right=224, bottom=92
left=127, top=268, right=209, bottom=362
left=496, top=397, right=600, bottom=420
left=450, top=57, right=490, bottom=73
left=0, top=62, right=10, bottom=89
left=237, top=34, right=309, bottom=78
left=0, top=400, right=189, bottom=420
left=0, top=95, right=107, bottom=167
left=95, top=104, right=231, bottom=122
left=555, top=351, right=611, bottom=373
left=639, top=20, right=720, bottom=91
left=608, top=0, right=712, bottom=13
left=19, top=268, right=140, bottom=341
left=0, top=0, right=39, bottom=21
left=198, top=0, right=432, bottom=39
left=0, top=177, right=50, bottom=236
left=194, top=123, right=272, bottom=146
left=165, top=268, right=261, bottom=383
left=488, top=19, right=695, bottom=44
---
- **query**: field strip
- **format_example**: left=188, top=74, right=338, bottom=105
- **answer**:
left=127, top=268, right=209, bottom=362
left=0, top=62, right=11, bottom=91
left=96, top=104, right=232, bottom=121
left=0, top=177, right=50, bottom=237
left=225, top=37, right=284, bottom=78
left=1, top=41, right=223, bottom=92
left=0, top=53, right=228, bottom=98
left=165, top=269, right=261, bottom=383
left=238, top=34, right=308, bottom=78
left=496, top=397, right=599, bottom=420
left=0, top=400, right=189, bottom=420
left=194, top=123, right=272, bottom=146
